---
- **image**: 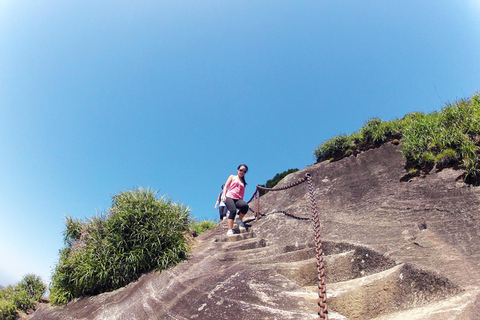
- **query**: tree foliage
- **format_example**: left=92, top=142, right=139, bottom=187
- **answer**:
left=259, top=168, right=299, bottom=195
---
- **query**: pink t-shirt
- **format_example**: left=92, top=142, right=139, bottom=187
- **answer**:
left=226, top=177, right=245, bottom=200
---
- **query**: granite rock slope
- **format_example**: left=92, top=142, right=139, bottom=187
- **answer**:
left=31, top=143, right=480, bottom=319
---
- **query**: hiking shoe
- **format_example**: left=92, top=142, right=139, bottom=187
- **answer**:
left=226, top=229, right=235, bottom=236
left=235, top=218, right=246, bottom=228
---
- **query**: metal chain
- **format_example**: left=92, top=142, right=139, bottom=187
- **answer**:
left=256, top=175, right=308, bottom=192
left=306, top=173, right=328, bottom=320
left=251, top=172, right=328, bottom=319
left=254, top=175, right=307, bottom=221
left=266, top=210, right=311, bottom=221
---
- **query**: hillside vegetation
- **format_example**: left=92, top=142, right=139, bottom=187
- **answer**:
left=49, top=188, right=191, bottom=305
left=259, top=168, right=299, bottom=195
left=0, top=274, right=46, bottom=320
left=314, top=93, right=480, bottom=184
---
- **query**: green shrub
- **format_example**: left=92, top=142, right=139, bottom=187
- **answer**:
left=11, top=289, right=35, bottom=311
left=460, top=141, right=480, bottom=183
left=265, top=168, right=299, bottom=188
left=400, top=111, right=426, bottom=126
left=435, top=148, right=458, bottom=167
left=419, top=152, right=435, bottom=166
left=401, top=113, right=442, bottom=163
left=313, top=93, right=480, bottom=184
left=50, top=188, right=191, bottom=305
left=259, top=168, right=299, bottom=195
left=190, top=220, right=216, bottom=234
left=63, top=216, right=84, bottom=246
left=17, top=274, right=46, bottom=302
left=0, top=298, right=17, bottom=320
left=359, top=118, right=402, bottom=144
left=314, top=135, right=354, bottom=162
left=402, top=95, right=480, bottom=181
left=0, top=274, right=46, bottom=319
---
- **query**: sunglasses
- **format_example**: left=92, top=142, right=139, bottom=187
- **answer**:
left=238, top=169, right=247, bottom=173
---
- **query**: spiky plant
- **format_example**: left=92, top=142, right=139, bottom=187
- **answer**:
left=0, top=274, right=46, bottom=320
left=50, top=188, right=191, bottom=305
left=190, top=220, right=217, bottom=234
left=314, top=93, right=480, bottom=184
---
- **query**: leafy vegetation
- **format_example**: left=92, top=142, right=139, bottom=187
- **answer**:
left=314, top=93, right=480, bottom=184
left=259, top=168, right=299, bottom=195
left=0, top=274, right=46, bottom=320
left=190, top=220, right=217, bottom=235
left=49, top=188, right=191, bottom=305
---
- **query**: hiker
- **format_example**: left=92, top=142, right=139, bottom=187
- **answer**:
left=222, top=164, right=249, bottom=236
left=214, top=185, right=229, bottom=221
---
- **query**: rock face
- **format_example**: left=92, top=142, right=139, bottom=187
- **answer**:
left=32, top=143, right=480, bottom=319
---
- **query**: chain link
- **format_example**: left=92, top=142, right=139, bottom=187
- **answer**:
left=265, top=210, right=311, bottom=221
left=256, top=175, right=308, bottom=192
left=306, top=173, right=328, bottom=319
left=252, top=173, right=327, bottom=319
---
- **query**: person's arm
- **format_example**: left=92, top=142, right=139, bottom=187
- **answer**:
left=214, top=193, right=221, bottom=209
left=222, top=175, right=233, bottom=202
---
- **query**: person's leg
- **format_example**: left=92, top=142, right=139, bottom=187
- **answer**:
left=235, top=200, right=249, bottom=227
left=219, top=206, right=227, bottom=220
left=227, top=218, right=234, bottom=231
left=236, top=200, right=248, bottom=220
left=225, top=198, right=237, bottom=233
left=225, top=198, right=237, bottom=220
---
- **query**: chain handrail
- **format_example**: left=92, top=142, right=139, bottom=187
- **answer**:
left=251, top=173, right=327, bottom=319
left=262, top=210, right=311, bottom=221
left=306, top=173, right=328, bottom=319
left=256, top=175, right=308, bottom=191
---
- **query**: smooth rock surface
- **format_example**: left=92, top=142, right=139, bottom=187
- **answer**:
left=31, top=143, right=480, bottom=319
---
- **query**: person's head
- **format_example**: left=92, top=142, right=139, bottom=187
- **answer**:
left=221, top=184, right=224, bottom=190
left=237, top=164, right=248, bottom=185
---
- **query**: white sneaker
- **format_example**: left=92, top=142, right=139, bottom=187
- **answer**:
left=226, top=229, right=234, bottom=236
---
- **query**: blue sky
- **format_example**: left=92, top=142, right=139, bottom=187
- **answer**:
left=1, top=1, right=479, bottom=288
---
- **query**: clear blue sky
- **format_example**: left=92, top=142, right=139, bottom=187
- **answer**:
left=1, top=1, right=479, bottom=288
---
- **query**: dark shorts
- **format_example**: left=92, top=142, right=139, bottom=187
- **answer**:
left=225, top=197, right=249, bottom=219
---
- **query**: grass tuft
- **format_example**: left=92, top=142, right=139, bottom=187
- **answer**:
left=0, top=274, right=46, bottom=320
left=314, top=93, right=480, bottom=184
left=49, top=187, right=191, bottom=305
left=190, top=220, right=217, bottom=234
